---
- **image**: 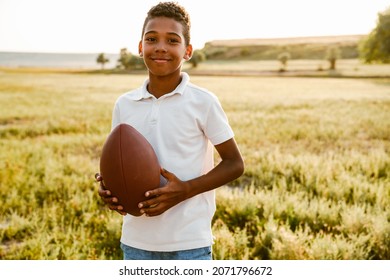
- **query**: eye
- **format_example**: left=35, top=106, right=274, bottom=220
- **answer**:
left=168, top=38, right=179, bottom=44
left=145, top=37, right=156, bottom=42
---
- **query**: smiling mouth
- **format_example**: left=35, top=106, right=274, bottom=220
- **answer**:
left=152, top=58, right=170, bottom=63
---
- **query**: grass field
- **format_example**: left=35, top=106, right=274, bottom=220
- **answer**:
left=185, top=59, right=390, bottom=78
left=0, top=67, right=389, bottom=259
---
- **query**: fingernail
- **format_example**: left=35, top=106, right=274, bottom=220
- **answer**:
left=145, top=192, right=150, bottom=197
left=138, top=203, right=143, bottom=208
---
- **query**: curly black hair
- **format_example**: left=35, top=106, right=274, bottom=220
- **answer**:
left=141, top=2, right=191, bottom=46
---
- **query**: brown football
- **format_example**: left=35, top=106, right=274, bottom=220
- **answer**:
left=99, top=123, right=161, bottom=216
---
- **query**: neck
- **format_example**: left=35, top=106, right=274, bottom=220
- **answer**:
left=147, top=72, right=182, bottom=99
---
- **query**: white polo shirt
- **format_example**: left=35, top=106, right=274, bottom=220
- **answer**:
left=112, top=72, right=234, bottom=251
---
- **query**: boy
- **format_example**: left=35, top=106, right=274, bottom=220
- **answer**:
left=96, top=2, right=244, bottom=260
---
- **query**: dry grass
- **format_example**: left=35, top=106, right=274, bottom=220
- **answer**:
left=0, top=68, right=389, bottom=259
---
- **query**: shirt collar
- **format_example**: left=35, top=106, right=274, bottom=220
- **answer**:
left=128, top=72, right=190, bottom=101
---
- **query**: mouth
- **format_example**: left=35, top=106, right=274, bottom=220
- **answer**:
left=151, top=57, right=170, bottom=63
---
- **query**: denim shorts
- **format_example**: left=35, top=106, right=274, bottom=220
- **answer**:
left=120, top=243, right=212, bottom=260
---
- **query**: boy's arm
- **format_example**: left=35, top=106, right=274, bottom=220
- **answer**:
left=138, top=138, right=244, bottom=217
left=186, top=137, right=244, bottom=196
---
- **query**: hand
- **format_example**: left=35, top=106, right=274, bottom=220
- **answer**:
left=95, top=173, right=127, bottom=216
left=137, top=169, right=190, bottom=217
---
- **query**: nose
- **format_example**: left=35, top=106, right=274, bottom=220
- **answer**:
left=155, top=41, right=167, bottom=52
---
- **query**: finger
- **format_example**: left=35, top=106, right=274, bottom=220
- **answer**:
left=99, top=181, right=107, bottom=191
left=141, top=204, right=164, bottom=217
left=95, top=174, right=109, bottom=191
left=95, top=173, right=102, bottom=182
left=144, top=188, right=162, bottom=198
left=144, top=183, right=172, bottom=199
left=161, top=168, right=175, bottom=180
left=102, top=196, right=119, bottom=205
left=116, top=210, right=127, bottom=216
left=138, top=196, right=160, bottom=209
left=108, top=204, right=125, bottom=213
left=98, top=187, right=111, bottom=197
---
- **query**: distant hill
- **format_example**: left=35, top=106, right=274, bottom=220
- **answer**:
left=202, top=34, right=365, bottom=60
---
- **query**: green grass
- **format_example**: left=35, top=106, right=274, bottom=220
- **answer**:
left=0, top=68, right=389, bottom=259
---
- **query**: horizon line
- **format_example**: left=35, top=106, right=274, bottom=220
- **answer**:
left=0, top=33, right=366, bottom=55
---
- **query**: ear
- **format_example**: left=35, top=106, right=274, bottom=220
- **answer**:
left=138, top=41, right=143, bottom=57
left=183, top=44, right=193, bottom=61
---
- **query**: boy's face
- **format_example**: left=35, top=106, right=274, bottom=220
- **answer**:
left=139, top=17, right=192, bottom=78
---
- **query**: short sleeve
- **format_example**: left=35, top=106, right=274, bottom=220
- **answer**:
left=203, top=95, right=234, bottom=145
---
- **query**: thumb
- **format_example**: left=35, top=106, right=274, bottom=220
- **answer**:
left=159, top=168, right=171, bottom=187
left=160, top=168, right=176, bottom=180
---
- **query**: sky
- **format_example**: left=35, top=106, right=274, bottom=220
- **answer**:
left=0, top=0, right=389, bottom=54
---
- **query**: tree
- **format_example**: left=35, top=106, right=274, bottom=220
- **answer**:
left=117, top=48, right=145, bottom=70
left=325, top=46, right=341, bottom=70
left=117, top=48, right=132, bottom=70
left=189, top=50, right=206, bottom=68
left=277, top=51, right=291, bottom=72
left=96, top=53, right=109, bottom=70
left=359, top=6, right=390, bottom=63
